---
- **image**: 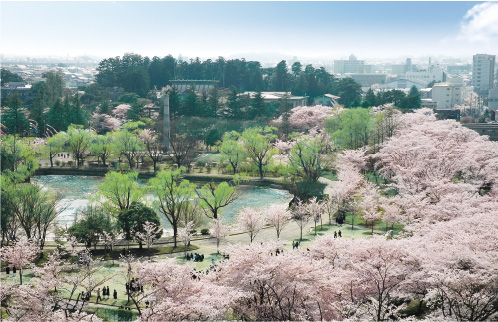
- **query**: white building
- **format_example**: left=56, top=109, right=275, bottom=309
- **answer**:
left=379, top=78, right=427, bottom=90
left=405, top=66, right=447, bottom=85
left=472, top=54, right=496, bottom=95
left=334, top=55, right=372, bottom=74
left=431, top=82, right=463, bottom=109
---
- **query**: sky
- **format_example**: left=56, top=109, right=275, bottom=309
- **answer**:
left=1, top=1, right=497, bottom=60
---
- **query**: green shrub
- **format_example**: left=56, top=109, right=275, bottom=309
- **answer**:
left=93, top=307, right=138, bottom=321
left=201, top=228, right=209, bottom=235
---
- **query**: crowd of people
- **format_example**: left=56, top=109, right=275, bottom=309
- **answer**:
left=185, top=253, right=204, bottom=262
left=125, top=278, right=143, bottom=294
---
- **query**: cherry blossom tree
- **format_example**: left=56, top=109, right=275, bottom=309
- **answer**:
left=359, top=182, right=382, bottom=233
left=237, top=207, right=263, bottom=243
left=91, top=112, right=121, bottom=133
left=112, top=104, right=131, bottom=120
left=102, top=230, right=122, bottom=265
left=65, top=235, right=80, bottom=263
left=409, top=212, right=498, bottom=321
left=214, top=241, right=341, bottom=321
left=307, top=197, right=325, bottom=235
left=135, top=221, right=162, bottom=259
left=292, top=200, right=313, bottom=241
left=264, top=204, right=292, bottom=239
left=139, top=129, right=162, bottom=171
left=135, top=259, right=241, bottom=321
left=379, top=198, right=401, bottom=231
left=119, top=252, right=147, bottom=313
left=273, top=138, right=295, bottom=155
left=209, top=218, right=229, bottom=253
left=178, top=221, right=194, bottom=258
left=1, top=237, right=39, bottom=284
left=275, top=104, right=343, bottom=133
left=32, top=250, right=67, bottom=293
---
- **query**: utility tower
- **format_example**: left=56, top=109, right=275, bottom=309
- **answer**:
left=163, top=94, right=170, bottom=153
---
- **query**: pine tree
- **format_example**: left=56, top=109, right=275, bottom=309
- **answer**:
left=128, top=101, right=144, bottom=121
left=250, top=91, right=264, bottom=118
left=71, top=93, right=84, bottom=125
left=207, top=85, right=220, bottom=118
left=227, top=87, right=239, bottom=118
left=362, top=88, right=376, bottom=108
left=47, top=99, right=64, bottom=133
left=99, top=99, right=110, bottom=115
left=2, top=92, right=30, bottom=136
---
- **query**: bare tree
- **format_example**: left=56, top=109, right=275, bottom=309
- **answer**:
left=169, top=134, right=196, bottom=170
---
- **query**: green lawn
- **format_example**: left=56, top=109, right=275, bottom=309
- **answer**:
left=343, top=213, right=404, bottom=236
left=321, top=169, right=338, bottom=181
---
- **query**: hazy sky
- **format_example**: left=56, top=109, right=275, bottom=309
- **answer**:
left=1, top=1, right=497, bottom=60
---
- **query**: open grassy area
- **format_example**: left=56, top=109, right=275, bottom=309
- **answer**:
left=321, top=169, right=338, bottom=181
left=343, top=213, right=404, bottom=235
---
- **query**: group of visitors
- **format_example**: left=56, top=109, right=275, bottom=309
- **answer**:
left=292, top=241, right=300, bottom=249
left=95, top=286, right=114, bottom=302
left=126, top=278, right=143, bottom=294
left=4, top=266, right=17, bottom=275
left=334, top=230, right=342, bottom=238
left=186, top=253, right=204, bottom=262
left=80, top=286, right=117, bottom=303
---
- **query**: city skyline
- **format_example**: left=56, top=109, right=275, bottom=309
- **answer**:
left=1, top=1, right=497, bottom=60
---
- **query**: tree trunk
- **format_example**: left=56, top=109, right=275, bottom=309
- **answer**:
left=173, top=226, right=177, bottom=247
left=259, top=162, right=264, bottom=179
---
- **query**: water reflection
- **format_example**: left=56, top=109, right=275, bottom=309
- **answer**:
left=32, top=175, right=292, bottom=229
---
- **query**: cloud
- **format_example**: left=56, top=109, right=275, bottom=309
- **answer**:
left=457, top=2, right=498, bottom=42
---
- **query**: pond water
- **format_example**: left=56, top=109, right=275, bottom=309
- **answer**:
left=32, top=175, right=292, bottom=231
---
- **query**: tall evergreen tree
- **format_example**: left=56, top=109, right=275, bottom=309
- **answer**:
left=2, top=92, right=30, bottom=136
left=207, top=85, right=221, bottom=118
left=273, top=60, right=290, bottom=91
left=47, top=99, right=65, bottom=132
left=182, top=85, right=199, bottom=117
left=71, top=93, right=84, bottom=125
left=338, top=78, right=362, bottom=108
left=227, top=87, right=240, bottom=118
left=362, top=88, right=377, bottom=108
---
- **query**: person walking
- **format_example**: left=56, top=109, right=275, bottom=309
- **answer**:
left=106, top=286, right=110, bottom=299
left=113, top=289, right=117, bottom=300
left=338, top=230, right=342, bottom=237
left=96, top=288, right=102, bottom=303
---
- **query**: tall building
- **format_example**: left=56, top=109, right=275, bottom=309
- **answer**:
left=391, top=58, right=417, bottom=75
left=472, top=54, right=495, bottom=95
left=334, top=55, right=372, bottom=74
left=431, top=83, right=463, bottom=109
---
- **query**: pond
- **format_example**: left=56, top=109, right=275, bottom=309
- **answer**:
left=32, top=175, right=292, bottom=232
